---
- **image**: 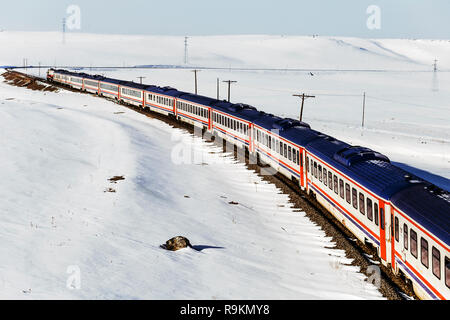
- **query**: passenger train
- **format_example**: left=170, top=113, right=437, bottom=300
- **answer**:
left=47, top=68, right=450, bottom=300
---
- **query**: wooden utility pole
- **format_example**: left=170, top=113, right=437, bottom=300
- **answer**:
left=223, top=80, right=237, bottom=102
left=362, top=92, right=366, bottom=128
left=293, top=93, right=315, bottom=122
left=217, top=78, right=219, bottom=100
left=184, top=36, right=188, bottom=64
left=192, top=69, right=200, bottom=94
left=137, top=76, right=146, bottom=84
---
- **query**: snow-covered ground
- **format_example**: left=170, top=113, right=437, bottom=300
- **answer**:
left=0, top=79, right=382, bottom=299
left=0, top=31, right=449, bottom=299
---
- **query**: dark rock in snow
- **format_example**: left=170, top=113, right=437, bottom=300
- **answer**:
left=161, top=236, right=193, bottom=251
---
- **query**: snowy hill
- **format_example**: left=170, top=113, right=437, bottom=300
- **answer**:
left=0, top=31, right=449, bottom=299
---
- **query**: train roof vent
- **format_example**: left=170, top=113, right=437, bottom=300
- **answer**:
left=333, top=146, right=390, bottom=167
left=424, top=184, right=448, bottom=198
left=227, top=103, right=257, bottom=112
left=272, top=118, right=310, bottom=131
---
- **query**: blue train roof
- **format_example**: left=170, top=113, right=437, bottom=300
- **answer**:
left=306, top=137, right=423, bottom=199
left=234, top=104, right=264, bottom=122
left=209, top=101, right=262, bottom=122
left=179, top=93, right=218, bottom=106
left=280, top=126, right=323, bottom=146
left=391, top=183, right=450, bottom=246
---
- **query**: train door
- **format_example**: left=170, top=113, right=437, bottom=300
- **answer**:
left=299, top=149, right=304, bottom=189
left=208, top=108, right=212, bottom=131
left=389, top=207, right=396, bottom=270
left=379, top=200, right=387, bottom=263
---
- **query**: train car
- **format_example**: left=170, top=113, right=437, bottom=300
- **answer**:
left=390, top=184, right=450, bottom=299
left=253, top=114, right=311, bottom=187
left=211, top=102, right=257, bottom=151
left=146, top=86, right=180, bottom=116
left=175, top=93, right=214, bottom=129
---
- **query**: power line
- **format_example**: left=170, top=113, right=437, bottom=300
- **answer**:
left=293, top=93, right=315, bottom=122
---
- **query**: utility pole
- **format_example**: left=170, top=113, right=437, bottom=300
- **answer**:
left=217, top=78, right=219, bottom=100
left=191, top=69, right=200, bottom=94
left=62, top=18, right=66, bottom=44
left=433, top=59, right=438, bottom=72
left=137, top=76, right=146, bottom=84
left=184, top=37, right=187, bottom=64
left=362, top=92, right=366, bottom=128
left=293, top=93, right=315, bottom=122
left=223, top=80, right=237, bottom=102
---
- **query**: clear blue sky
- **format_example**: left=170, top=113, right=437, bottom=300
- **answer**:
left=1, top=0, right=449, bottom=38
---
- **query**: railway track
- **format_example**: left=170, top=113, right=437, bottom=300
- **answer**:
left=2, top=69, right=418, bottom=300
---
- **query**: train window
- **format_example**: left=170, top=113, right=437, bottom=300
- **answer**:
left=323, top=168, right=327, bottom=186
left=410, top=229, right=417, bottom=258
left=333, top=176, right=338, bottom=194
left=339, top=179, right=344, bottom=199
left=306, top=157, right=309, bottom=172
left=288, top=146, right=292, bottom=161
left=328, top=172, right=333, bottom=190
left=421, top=238, right=429, bottom=268
left=446, top=257, right=450, bottom=288
left=380, top=208, right=385, bottom=230
left=313, top=162, right=317, bottom=178
left=403, top=224, right=408, bottom=250
left=394, top=217, right=399, bottom=242
left=318, top=165, right=322, bottom=181
left=298, top=151, right=301, bottom=166
left=293, top=149, right=297, bottom=164
left=359, top=193, right=365, bottom=214
left=268, top=136, right=272, bottom=149
left=352, top=188, right=358, bottom=209
left=432, top=247, right=441, bottom=279
left=374, top=203, right=379, bottom=226
left=345, top=183, right=350, bottom=204
left=284, top=144, right=287, bottom=158
left=279, top=141, right=283, bottom=155
left=367, top=198, right=373, bottom=221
